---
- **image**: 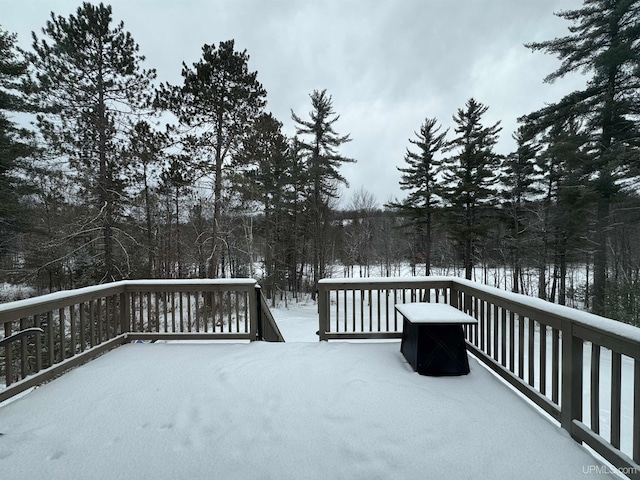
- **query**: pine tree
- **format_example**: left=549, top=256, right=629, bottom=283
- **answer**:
left=123, top=121, right=167, bottom=277
left=156, top=40, right=266, bottom=278
left=233, top=112, right=291, bottom=300
left=0, top=27, right=33, bottom=277
left=291, top=89, right=355, bottom=293
left=501, top=126, right=540, bottom=293
left=158, top=155, right=194, bottom=278
left=29, top=2, right=156, bottom=283
left=387, top=117, right=447, bottom=275
left=286, top=137, right=311, bottom=297
left=440, top=98, right=502, bottom=280
left=535, top=118, right=591, bottom=304
left=524, top=0, right=640, bottom=315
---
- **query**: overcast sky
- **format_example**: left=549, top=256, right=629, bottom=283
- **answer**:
left=3, top=0, right=589, bottom=207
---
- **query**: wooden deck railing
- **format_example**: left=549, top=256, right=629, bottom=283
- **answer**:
left=317, top=277, right=451, bottom=340
left=0, top=279, right=287, bottom=403
left=318, top=276, right=640, bottom=479
left=2, top=276, right=638, bottom=477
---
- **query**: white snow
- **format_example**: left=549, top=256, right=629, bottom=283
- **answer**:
left=272, top=298, right=320, bottom=342
left=0, top=283, right=36, bottom=303
left=449, top=277, right=640, bottom=344
left=0, top=301, right=622, bottom=479
left=394, top=302, right=477, bottom=324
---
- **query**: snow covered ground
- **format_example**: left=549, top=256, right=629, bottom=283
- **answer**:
left=0, top=299, right=623, bottom=479
left=272, top=297, right=320, bottom=342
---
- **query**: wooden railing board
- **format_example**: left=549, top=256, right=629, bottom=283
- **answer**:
left=571, top=421, right=640, bottom=480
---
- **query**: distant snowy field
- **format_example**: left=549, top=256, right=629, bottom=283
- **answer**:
left=326, top=263, right=590, bottom=308
left=1, top=262, right=590, bottom=308
left=0, top=283, right=36, bottom=303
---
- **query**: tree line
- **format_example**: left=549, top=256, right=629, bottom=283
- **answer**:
left=388, top=0, right=640, bottom=324
left=0, top=3, right=354, bottom=301
left=0, top=1, right=639, bottom=324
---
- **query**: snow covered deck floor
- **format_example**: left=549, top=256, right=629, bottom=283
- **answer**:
left=0, top=342, right=617, bottom=479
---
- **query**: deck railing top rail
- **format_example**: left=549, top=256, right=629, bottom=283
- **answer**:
left=318, top=275, right=452, bottom=289
left=0, top=279, right=258, bottom=323
left=450, top=277, right=640, bottom=356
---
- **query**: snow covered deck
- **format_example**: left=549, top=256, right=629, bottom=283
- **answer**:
left=0, top=341, right=617, bottom=479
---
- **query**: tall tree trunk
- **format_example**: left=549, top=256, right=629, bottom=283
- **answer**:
left=513, top=247, right=521, bottom=294
left=97, top=78, right=114, bottom=283
left=550, top=263, right=558, bottom=303
left=593, top=199, right=609, bottom=315
left=209, top=107, right=224, bottom=279
left=464, top=238, right=473, bottom=280
left=464, top=203, right=473, bottom=280
left=538, top=266, right=547, bottom=301
left=559, top=236, right=567, bottom=306
left=175, top=187, right=183, bottom=278
left=592, top=54, right=618, bottom=316
left=424, top=214, right=431, bottom=276
left=512, top=198, right=522, bottom=294
left=143, top=165, right=154, bottom=277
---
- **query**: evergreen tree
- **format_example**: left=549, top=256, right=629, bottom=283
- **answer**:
left=123, top=120, right=167, bottom=277
left=158, top=155, right=194, bottom=278
left=286, top=137, right=311, bottom=296
left=501, top=126, right=540, bottom=293
left=535, top=118, right=591, bottom=304
left=233, top=112, right=292, bottom=300
left=0, top=27, right=33, bottom=277
left=156, top=40, right=266, bottom=278
left=291, top=89, right=355, bottom=294
left=524, top=0, right=640, bottom=315
left=440, top=98, right=502, bottom=280
left=387, top=117, right=447, bottom=275
left=28, top=2, right=156, bottom=283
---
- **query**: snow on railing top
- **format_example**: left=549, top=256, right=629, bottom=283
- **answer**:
left=451, top=277, right=640, bottom=346
left=0, top=279, right=258, bottom=319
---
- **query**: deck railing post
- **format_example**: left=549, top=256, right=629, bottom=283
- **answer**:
left=318, top=284, right=329, bottom=341
left=255, top=285, right=263, bottom=341
left=248, top=284, right=259, bottom=342
left=120, top=291, right=130, bottom=334
left=4, top=322, right=13, bottom=386
left=560, top=318, right=583, bottom=440
left=449, top=283, right=460, bottom=310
